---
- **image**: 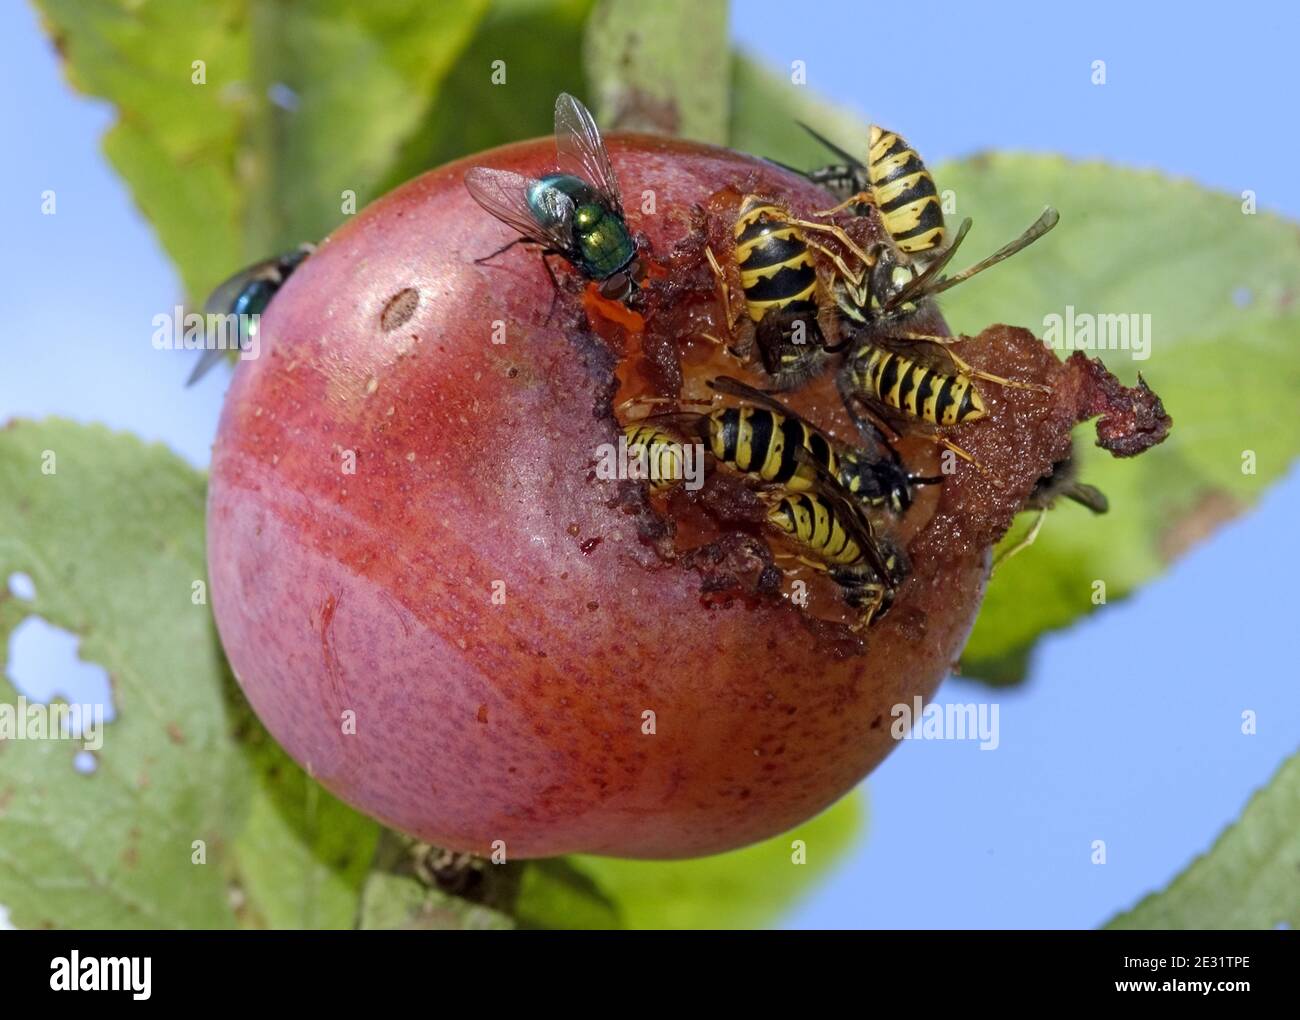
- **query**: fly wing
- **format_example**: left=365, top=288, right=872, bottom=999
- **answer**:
left=553, top=92, right=623, bottom=215
left=192, top=255, right=283, bottom=386
left=201, top=255, right=282, bottom=317
left=185, top=348, right=229, bottom=387
left=464, top=166, right=576, bottom=253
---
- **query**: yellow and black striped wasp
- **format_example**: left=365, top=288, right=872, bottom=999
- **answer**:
left=465, top=93, right=644, bottom=306
left=790, top=120, right=1060, bottom=324
left=621, top=420, right=692, bottom=493
left=705, top=375, right=941, bottom=516
left=758, top=484, right=909, bottom=629
left=704, top=193, right=875, bottom=390
left=619, top=380, right=907, bottom=627
left=835, top=329, right=1045, bottom=467
left=799, top=124, right=947, bottom=258
left=621, top=374, right=939, bottom=516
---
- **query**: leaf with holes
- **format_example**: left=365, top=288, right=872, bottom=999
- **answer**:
left=0, top=419, right=242, bottom=927
left=0, top=419, right=377, bottom=929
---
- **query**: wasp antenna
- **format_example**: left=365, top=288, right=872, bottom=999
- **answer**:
left=795, top=121, right=863, bottom=166
left=918, top=208, right=1059, bottom=302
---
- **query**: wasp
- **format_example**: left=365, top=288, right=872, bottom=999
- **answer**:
left=785, top=122, right=1059, bottom=321
left=993, top=456, right=1110, bottom=569
left=465, top=93, right=643, bottom=304
left=793, top=123, right=946, bottom=259
left=622, top=375, right=938, bottom=515
left=188, top=243, right=314, bottom=386
left=706, top=194, right=875, bottom=389
left=706, top=375, right=941, bottom=515
left=836, top=331, right=1040, bottom=466
left=620, top=384, right=905, bottom=628
left=759, top=486, right=908, bottom=629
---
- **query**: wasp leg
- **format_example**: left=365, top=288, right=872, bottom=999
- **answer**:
left=803, top=237, right=867, bottom=289
left=846, top=583, right=887, bottom=633
left=991, top=508, right=1047, bottom=575
left=813, top=191, right=876, bottom=218
left=783, top=217, right=874, bottom=270
left=892, top=332, right=1052, bottom=394
left=835, top=380, right=903, bottom=444
left=703, top=245, right=735, bottom=335
left=840, top=384, right=986, bottom=472
left=616, top=394, right=712, bottom=420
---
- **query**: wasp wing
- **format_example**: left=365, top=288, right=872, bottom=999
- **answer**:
left=464, top=166, right=576, bottom=253
left=788, top=445, right=895, bottom=583
left=553, top=92, right=623, bottom=215
left=707, top=374, right=807, bottom=419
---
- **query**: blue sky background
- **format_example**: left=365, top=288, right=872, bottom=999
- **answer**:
left=2, top=0, right=1297, bottom=929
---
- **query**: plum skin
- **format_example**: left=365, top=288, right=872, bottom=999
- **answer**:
left=207, top=136, right=1015, bottom=860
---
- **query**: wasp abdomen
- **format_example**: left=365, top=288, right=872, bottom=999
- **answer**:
left=852, top=343, right=985, bottom=426
left=733, top=197, right=820, bottom=323
left=767, top=492, right=862, bottom=568
left=868, top=126, right=945, bottom=256
left=624, top=422, right=687, bottom=492
left=709, top=406, right=827, bottom=488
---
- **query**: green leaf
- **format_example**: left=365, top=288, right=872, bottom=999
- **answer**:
left=356, top=833, right=520, bottom=930
left=1108, top=751, right=1300, bottom=929
left=521, top=794, right=863, bottom=929
left=584, top=0, right=729, bottom=143
left=514, top=859, right=620, bottom=929
left=933, top=156, right=1300, bottom=682
left=357, top=872, right=515, bottom=930
left=377, top=0, right=595, bottom=194
left=33, top=0, right=488, bottom=299
left=0, top=420, right=243, bottom=928
left=225, top=682, right=379, bottom=929
left=0, top=419, right=376, bottom=929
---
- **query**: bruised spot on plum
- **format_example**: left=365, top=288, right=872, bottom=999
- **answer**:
left=579, top=537, right=602, bottom=555
left=380, top=287, right=419, bottom=332
left=476, top=704, right=488, bottom=724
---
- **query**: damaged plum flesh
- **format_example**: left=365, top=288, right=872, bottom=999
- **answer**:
left=207, top=135, right=1169, bottom=859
